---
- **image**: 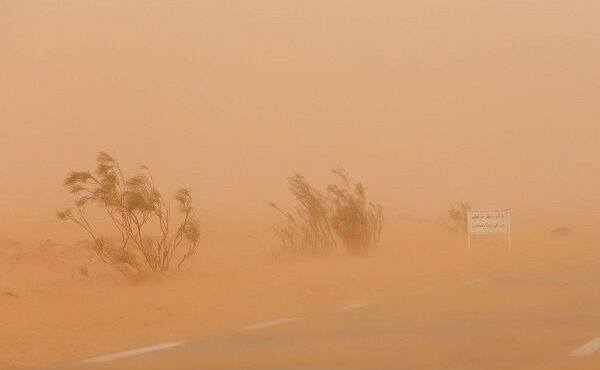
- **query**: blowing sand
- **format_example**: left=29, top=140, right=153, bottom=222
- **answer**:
left=3, top=2, right=600, bottom=369
left=0, top=216, right=589, bottom=370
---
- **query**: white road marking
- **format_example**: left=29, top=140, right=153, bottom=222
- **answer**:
left=82, top=342, right=183, bottom=363
left=240, top=317, right=300, bottom=331
left=465, top=278, right=487, bottom=285
left=338, top=302, right=372, bottom=311
left=570, top=338, right=600, bottom=357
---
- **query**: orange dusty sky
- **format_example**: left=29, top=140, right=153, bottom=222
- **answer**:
left=1, top=1, right=599, bottom=240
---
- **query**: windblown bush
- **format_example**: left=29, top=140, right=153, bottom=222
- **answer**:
left=441, top=202, right=470, bottom=235
left=269, top=174, right=336, bottom=259
left=57, top=152, right=200, bottom=275
left=327, top=168, right=383, bottom=255
left=270, top=168, right=383, bottom=259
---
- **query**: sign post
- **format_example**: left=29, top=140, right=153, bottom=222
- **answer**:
left=466, top=209, right=511, bottom=254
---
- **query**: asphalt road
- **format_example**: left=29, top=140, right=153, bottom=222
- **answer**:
left=45, top=252, right=600, bottom=370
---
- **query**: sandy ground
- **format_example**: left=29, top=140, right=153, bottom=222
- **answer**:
left=1, top=218, right=597, bottom=370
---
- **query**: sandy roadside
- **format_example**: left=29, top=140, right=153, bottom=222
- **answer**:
left=0, top=222, right=583, bottom=370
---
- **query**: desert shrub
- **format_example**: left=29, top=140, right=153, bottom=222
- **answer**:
left=57, top=152, right=200, bottom=275
left=270, top=168, right=383, bottom=259
left=269, top=174, right=336, bottom=259
left=1, top=291, right=18, bottom=299
left=551, top=226, right=572, bottom=237
left=327, top=168, right=383, bottom=255
left=441, top=202, right=470, bottom=235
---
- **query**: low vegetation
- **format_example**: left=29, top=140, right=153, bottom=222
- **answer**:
left=551, top=226, right=572, bottom=237
left=270, top=168, right=383, bottom=259
left=269, top=174, right=336, bottom=259
left=441, top=202, right=470, bottom=235
left=58, top=152, right=200, bottom=275
left=327, top=168, right=383, bottom=254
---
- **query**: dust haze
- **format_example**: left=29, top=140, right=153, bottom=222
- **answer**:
left=1, top=1, right=600, bottom=370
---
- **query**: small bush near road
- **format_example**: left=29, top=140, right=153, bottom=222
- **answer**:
left=269, top=174, right=337, bottom=259
left=58, top=152, right=200, bottom=275
left=270, top=168, right=383, bottom=259
left=327, top=168, right=383, bottom=255
left=551, top=226, right=572, bottom=237
left=442, top=202, right=470, bottom=235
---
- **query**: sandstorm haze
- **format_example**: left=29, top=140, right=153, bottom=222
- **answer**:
left=1, top=0, right=599, bottom=240
left=3, top=3, right=600, bottom=370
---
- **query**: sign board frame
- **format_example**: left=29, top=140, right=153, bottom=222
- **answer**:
left=466, top=209, right=511, bottom=254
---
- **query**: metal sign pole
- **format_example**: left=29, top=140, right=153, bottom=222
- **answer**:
left=467, top=233, right=471, bottom=255
left=507, top=209, right=511, bottom=254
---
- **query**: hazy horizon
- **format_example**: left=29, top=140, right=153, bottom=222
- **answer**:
left=2, top=1, right=599, bottom=240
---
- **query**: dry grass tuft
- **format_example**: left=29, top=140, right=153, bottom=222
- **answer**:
left=269, top=174, right=336, bottom=259
left=270, top=168, right=383, bottom=259
left=327, top=168, right=383, bottom=255
left=551, top=226, right=572, bottom=237
left=1, top=291, right=18, bottom=299
left=441, top=202, right=470, bottom=235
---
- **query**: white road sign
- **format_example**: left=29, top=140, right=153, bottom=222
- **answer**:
left=467, top=209, right=509, bottom=235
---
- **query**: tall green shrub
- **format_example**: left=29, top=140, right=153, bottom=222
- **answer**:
left=58, top=152, right=200, bottom=275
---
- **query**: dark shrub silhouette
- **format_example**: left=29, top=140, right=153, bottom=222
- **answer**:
left=58, top=152, right=200, bottom=275
left=270, top=168, right=383, bottom=259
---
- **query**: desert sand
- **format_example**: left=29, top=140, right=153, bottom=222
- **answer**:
left=2, top=217, right=597, bottom=370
